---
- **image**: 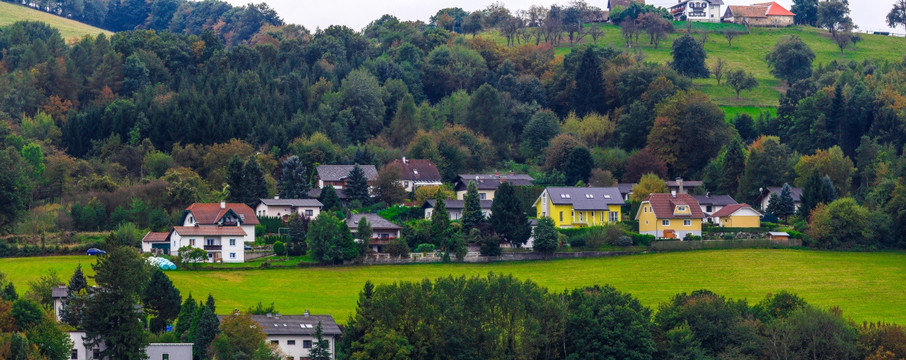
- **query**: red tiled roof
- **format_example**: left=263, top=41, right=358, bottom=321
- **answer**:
left=643, top=193, right=705, bottom=219
left=388, top=159, right=442, bottom=182
left=173, top=226, right=247, bottom=236
left=755, top=2, right=794, bottom=16
left=142, top=232, right=170, bottom=243
left=710, top=203, right=760, bottom=218
left=185, top=203, right=259, bottom=225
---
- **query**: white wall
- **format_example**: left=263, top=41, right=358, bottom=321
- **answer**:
left=172, top=232, right=246, bottom=263
left=267, top=334, right=337, bottom=360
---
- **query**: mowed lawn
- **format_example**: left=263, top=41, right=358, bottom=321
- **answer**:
left=2, top=249, right=905, bottom=324
left=0, top=2, right=111, bottom=40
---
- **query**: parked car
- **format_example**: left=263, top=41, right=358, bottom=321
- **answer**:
left=244, top=245, right=252, bottom=250
left=86, top=248, right=106, bottom=256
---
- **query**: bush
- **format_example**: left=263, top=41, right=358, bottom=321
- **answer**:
left=569, top=235, right=587, bottom=248
left=722, top=234, right=735, bottom=240
left=273, top=241, right=286, bottom=256
left=255, top=224, right=266, bottom=237
left=385, top=237, right=410, bottom=258
left=683, top=233, right=702, bottom=241
left=263, top=235, right=286, bottom=245
left=615, top=236, right=632, bottom=247
left=258, top=217, right=283, bottom=234
left=414, top=243, right=436, bottom=253
left=631, top=233, right=655, bottom=246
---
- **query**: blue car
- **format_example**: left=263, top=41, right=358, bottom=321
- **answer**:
left=86, top=248, right=107, bottom=256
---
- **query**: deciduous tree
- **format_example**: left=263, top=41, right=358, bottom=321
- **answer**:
left=670, top=34, right=709, bottom=78
left=630, top=173, right=667, bottom=202
left=766, top=35, right=815, bottom=84
left=726, top=69, right=758, bottom=99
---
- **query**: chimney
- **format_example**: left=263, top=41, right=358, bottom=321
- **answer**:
left=509, top=171, right=514, bottom=175
left=676, top=177, right=684, bottom=194
left=402, top=156, right=407, bottom=164
left=303, top=309, right=310, bottom=317
left=220, top=201, right=226, bottom=209
left=706, top=192, right=711, bottom=198
left=671, top=190, right=677, bottom=197
left=274, top=195, right=280, bottom=200
left=495, top=171, right=500, bottom=176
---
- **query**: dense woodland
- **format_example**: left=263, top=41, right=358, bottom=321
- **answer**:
left=0, top=0, right=904, bottom=252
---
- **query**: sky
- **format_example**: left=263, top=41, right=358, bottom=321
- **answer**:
left=222, top=0, right=901, bottom=34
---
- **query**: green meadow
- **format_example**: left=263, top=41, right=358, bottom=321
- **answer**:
left=3, top=249, right=905, bottom=324
left=0, top=2, right=111, bottom=40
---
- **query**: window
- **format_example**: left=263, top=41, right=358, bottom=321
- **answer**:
left=662, top=220, right=670, bottom=226
left=271, top=340, right=279, bottom=345
left=559, top=212, right=563, bottom=222
left=189, top=239, right=196, bottom=246
left=70, top=350, right=77, bottom=359
left=229, top=253, right=236, bottom=259
left=162, top=354, right=169, bottom=360
left=303, top=340, right=313, bottom=349
left=288, top=340, right=296, bottom=345
left=706, top=206, right=713, bottom=213
left=306, top=209, right=313, bottom=216
left=229, top=239, right=236, bottom=246
left=206, top=238, right=215, bottom=246
left=404, top=181, right=409, bottom=188
left=480, top=193, right=486, bottom=200
left=684, top=220, right=691, bottom=226
left=677, top=206, right=687, bottom=211
left=610, top=212, right=619, bottom=222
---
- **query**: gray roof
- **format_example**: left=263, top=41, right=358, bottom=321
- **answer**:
left=692, top=194, right=738, bottom=207
left=543, top=187, right=624, bottom=210
left=455, top=174, right=534, bottom=191
left=617, top=183, right=634, bottom=195
left=243, top=314, right=342, bottom=336
left=347, top=213, right=402, bottom=230
left=52, top=286, right=68, bottom=298
left=758, top=186, right=803, bottom=202
left=259, top=198, right=323, bottom=207
left=316, top=165, right=378, bottom=182
left=307, top=187, right=349, bottom=200
left=423, top=199, right=493, bottom=210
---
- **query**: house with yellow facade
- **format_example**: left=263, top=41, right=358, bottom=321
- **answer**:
left=637, top=193, right=704, bottom=239
left=533, top=187, right=623, bottom=228
left=710, top=204, right=762, bottom=228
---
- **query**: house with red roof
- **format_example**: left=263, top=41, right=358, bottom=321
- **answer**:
left=723, top=2, right=795, bottom=27
left=165, top=201, right=260, bottom=263
left=636, top=193, right=705, bottom=239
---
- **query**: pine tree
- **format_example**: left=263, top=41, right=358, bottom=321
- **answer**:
left=226, top=155, right=246, bottom=203
left=355, top=216, right=372, bottom=256
left=174, top=293, right=197, bottom=338
left=1, top=282, right=16, bottom=301
left=461, top=180, right=484, bottom=231
left=279, top=155, right=311, bottom=199
left=720, top=138, right=746, bottom=197
left=430, top=193, right=450, bottom=247
left=68, top=264, right=88, bottom=294
left=142, top=269, right=182, bottom=333
left=287, top=214, right=310, bottom=256
left=310, top=321, right=332, bottom=360
left=319, top=185, right=342, bottom=212
left=243, top=156, right=269, bottom=207
left=387, top=93, right=417, bottom=148
left=205, top=293, right=216, bottom=313
left=489, top=182, right=532, bottom=247
left=344, top=164, right=371, bottom=206
left=573, top=47, right=607, bottom=116
left=768, top=183, right=797, bottom=220
left=798, top=171, right=824, bottom=219
left=193, top=306, right=220, bottom=360
left=60, top=264, right=88, bottom=326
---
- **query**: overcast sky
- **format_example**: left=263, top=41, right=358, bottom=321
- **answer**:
left=222, top=0, right=900, bottom=34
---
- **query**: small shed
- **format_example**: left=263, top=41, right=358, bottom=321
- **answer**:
left=767, top=231, right=789, bottom=240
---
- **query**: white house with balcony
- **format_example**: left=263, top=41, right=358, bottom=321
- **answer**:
left=256, top=198, right=323, bottom=219
left=670, top=0, right=723, bottom=22
left=170, top=202, right=259, bottom=263
left=237, top=312, right=341, bottom=360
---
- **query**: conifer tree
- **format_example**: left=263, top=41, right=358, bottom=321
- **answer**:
left=310, top=321, right=332, bottom=360
left=489, top=182, right=532, bottom=247
left=767, top=183, right=796, bottom=220
left=720, top=138, right=746, bottom=197
left=344, top=164, right=371, bottom=206
left=564, top=147, right=593, bottom=186
left=798, top=171, right=826, bottom=219
left=226, top=155, right=246, bottom=203
left=573, top=47, right=606, bottom=116
left=68, top=264, right=88, bottom=294
left=430, top=193, right=450, bottom=247
left=319, top=185, right=342, bottom=212
left=243, top=156, right=268, bottom=207
left=174, top=293, right=197, bottom=338
left=355, top=216, right=372, bottom=256
left=279, top=155, right=311, bottom=199
left=532, top=217, right=559, bottom=254
left=461, top=180, right=484, bottom=230
left=287, top=214, right=309, bottom=256
left=142, top=269, right=182, bottom=333
left=193, top=306, right=220, bottom=360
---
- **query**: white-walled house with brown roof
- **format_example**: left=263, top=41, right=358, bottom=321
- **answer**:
left=255, top=197, right=323, bottom=219
left=169, top=201, right=260, bottom=263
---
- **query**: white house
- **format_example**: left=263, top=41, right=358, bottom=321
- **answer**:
left=52, top=286, right=68, bottom=322
left=256, top=198, right=323, bottom=219
left=388, top=157, right=443, bottom=192
left=170, top=202, right=259, bottom=263
left=244, top=313, right=342, bottom=360
left=347, top=213, right=403, bottom=253
left=422, top=199, right=493, bottom=220
left=692, top=193, right=738, bottom=223
left=670, top=0, right=724, bottom=22
left=453, top=173, right=534, bottom=200
left=754, top=186, right=803, bottom=213
left=67, top=330, right=192, bottom=360
left=315, top=165, right=378, bottom=189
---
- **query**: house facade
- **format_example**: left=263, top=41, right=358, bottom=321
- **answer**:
left=754, top=186, right=803, bottom=212
left=711, top=203, right=762, bottom=228
left=454, top=173, right=534, bottom=200
left=723, top=2, right=794, bottom=27
left=141, top=232, right=171, bottom=255
left=347, top=213, right=403, bottom=252
left=388, top=157, right=443, bottom=192
left=255, top=198, right=323, bottom=219
left=315, top=165, right=378, bottom=189
left=170, top=202, right=259, bottom=263
left=637, top=193, right=705, bottom=238
left=533, top=187, right=624, bottom=228
left=245, top=313, right=341, bottom=360
left=692, top=193, right=738, bottom=223
left=423, top=199, right=493, bottom=220
left=670, top=0, right=724, bottom=22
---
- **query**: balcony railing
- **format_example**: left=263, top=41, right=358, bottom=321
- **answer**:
left=204, top=245, right=222, bottom=251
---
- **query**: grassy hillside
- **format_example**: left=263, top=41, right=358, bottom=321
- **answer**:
left=482, top=24, right=906, bottom=118
left=0, top=2, right=111, bottom=40
left=3, top=249, right=906, bottom=324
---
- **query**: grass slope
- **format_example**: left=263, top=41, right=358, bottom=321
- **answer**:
left=3, top=249, right=905, bottom=324
left=0, top=2, right=111, bottom=40
left=483, top=24, right=906, bottom=114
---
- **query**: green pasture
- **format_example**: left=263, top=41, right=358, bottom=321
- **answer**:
left=2, top=249, right=905, bottom=324
left=0, top=2, right=111, bottom=40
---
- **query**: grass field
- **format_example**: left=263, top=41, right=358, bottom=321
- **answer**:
left=483, top=24, right=906, bottom=109
left=0, top=2, right=110, bottom=40
left=3, top=249, right=906, bottom=324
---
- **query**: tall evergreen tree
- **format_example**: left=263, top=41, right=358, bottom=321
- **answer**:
left=573, top=47, right=607, bottom=116
left=308, top=212, right=358, bottom=264
left=243, top=156, right=268, bottom=207
left=67, top=264, right=88, bottom=294
left=192, top=306, right=220, bottom=360
left=174, top=293, right=197, bottom=339
left=1, top=282, right=16, bottom=301
left=344, top=164, right=371, bottom=206
left=461, top=180, right=484, bottom=231
left=670, top=34, right=709, bottom=78
left=319, top=185, right=342, bottom=212
left=355, top=216, right=372, bottom=256
left=205, top=293, right=216, bottom=312
left=564, top=147, right=593, bottom=186
left=489, top=182, right=532, bottom=247
left=279, top=155, right=311, bottom=199
left=767, top=183, right=797, bottom=220
left=142, top=269, right=182, bottom=333
left=430, top=193, right=450, bottom=247
left=387, top=93, right=418, bottom=148
left=720, top=139, right=746, bottom=197
left=466, top=83, right=511, bottom=142
left=798, top=171, right=824, bottom=219
left=310, top=321, right=332, bottom=360
left=287, top=214, right=310, bottom=256
left=226, top=155, right=246, bottom=204
left=822, top=175, right=837, bottom=204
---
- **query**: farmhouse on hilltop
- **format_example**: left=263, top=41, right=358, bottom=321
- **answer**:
left=723, top=2, right=795, bottom=27
left=670, top=0, right=724, bottom=22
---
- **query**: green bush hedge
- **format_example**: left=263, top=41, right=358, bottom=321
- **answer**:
left=259, top=216, right=284, bottom=234
left=704, top=227, right=769, bottom=233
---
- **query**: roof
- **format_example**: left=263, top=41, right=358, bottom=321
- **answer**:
left=692, top=194, right=738, bottom=207
left=242, top=314, right=342, bottom=336
left=389, top=158, right=442, bottom=182
left=258, top=198, right=323, bottom=207
left=641, top=193, right=705, bottom=219
left=617, top=183, right=634, bottom=195
left=710, top=203, right=761, bottom=218
left=755, top=1, right=795, bottom=16
left=316, top=165, right=378, bottom=182
left=454, top=174, right=534, bottom=191
left=768, top=231, right=790, bottom=236
left=666, top=180, right=703, bottom=188
left=423, top=199, right=493, bottom=210
left=173, top=226, right=248, bottom=237
left=184, top=203, right=259, bottom=225
left=727, top=5, right=769, bottom=18
left=541, top=187, right=624, bottom=210
left=347, top=213, right=403, bottom=231
left=307, top=187, right=349, bottom=200
left=142, top=232, right=171, bottom=243
left=756, top=186, right=803, bottom=203
left=52, top=286, right=68, bottom=298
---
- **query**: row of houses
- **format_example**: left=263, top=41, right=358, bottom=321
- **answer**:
left=668, top=0, right=796, bottom=26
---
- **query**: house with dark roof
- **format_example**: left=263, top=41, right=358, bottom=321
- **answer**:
left=617, top=183, right=635, bottom=201
left=692, top=193, right=738, bottom=222
left=422, top=199, right=494, bottom=221
left=723, top=2, right=794, bottom=27
left=388, top=157, right=443, bottom=192
left=255, top=197, right=323, bottom=219
left=636, top=193, right=705, bottom=238
left=453, top=173, right=534, bottom=200
left=754, top=186, right=803, bottom=213
left=347, top=213, right=403, bottom=252
left=233, top=312, right=341, bottom=360
left=711, top=203, right=762, bottom=228
left=315, top=165, right=378, bottom=189
left=171, top=202, right=260, bottom=263
left=670, top=0, right=724, bottom=22
left=533, top=187, right=624, bottom=228
left=666, top=178, right=703, bottom=195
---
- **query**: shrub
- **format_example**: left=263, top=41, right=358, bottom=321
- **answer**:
left=273, top=241, right=286, bottom=256
left=569, top=235, right=587, bottom=248
left=722, top=234, right=735, bottom=240
left=385, top=238, right=410, bottom=258
left=263, top=235, right=286, bottom=245
left=631, top=233, right=655, bottom=246
left=414, top=243, right=436, bottom=253
left=683, top=233, right=702, bottom=241
left=615, top=236, right=632, bottom=247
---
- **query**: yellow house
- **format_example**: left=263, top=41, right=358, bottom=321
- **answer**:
left=636, top=193, right=704, bottom=238
left=533, top=187, right=624, bottom=228
left=711, top=204, right=762, bottom=228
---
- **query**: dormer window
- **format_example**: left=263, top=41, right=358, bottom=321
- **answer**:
left=678, top=206, right=687, bottom=211
left=585, top=194, right=594, bottom=199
